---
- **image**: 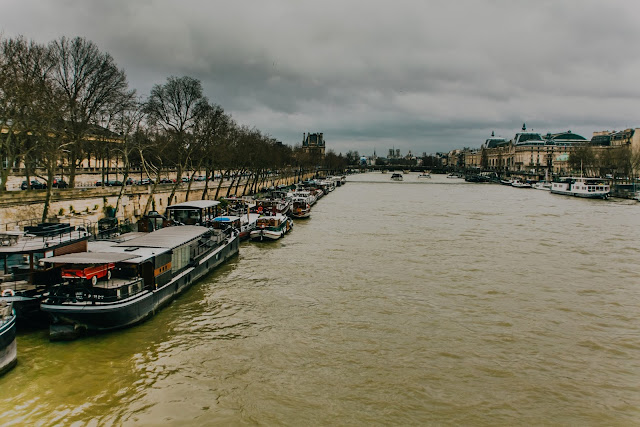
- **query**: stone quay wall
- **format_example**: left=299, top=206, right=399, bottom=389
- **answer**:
left=0, top=173, right=313, bottom=227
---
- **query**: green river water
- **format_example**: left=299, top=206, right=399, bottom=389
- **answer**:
left=1, top=172, right=639, bottom=425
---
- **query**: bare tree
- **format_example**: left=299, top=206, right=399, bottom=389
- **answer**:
left=48, top=36, right=133, bottom=187
left=143, top=76, right=209, bottom=205
left=109, top=98, right=145, bottom=216
left=0, top=36, right=55, bottom=193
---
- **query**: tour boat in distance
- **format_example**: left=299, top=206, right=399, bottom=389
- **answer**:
left=391, top=173, right=403, bottom=181
left=249, top=214, right=293, bottom=241
left=533, top=181, right=552, bottom=191
left=417, top=172, right=431, bottom=179
left=550, top=177, right=610, bottom=199
left=0, top=301, right=17, bottom=375
left=511, top=179, right=532, bottom=188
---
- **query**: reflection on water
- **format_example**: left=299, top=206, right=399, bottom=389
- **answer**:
left=1, top=172, right=639, bottom=425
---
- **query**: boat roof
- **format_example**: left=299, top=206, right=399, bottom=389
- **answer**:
left=82, top=241, right=164, bottom=264
left=0, top=230, right=90, bottom=254
left=166, top=200, right=220, bottom=209
left=213, top=216, right=240, bottom=222
left=48, top=226, right=214, bottom=265
left=115, top=226, right=210, bottom=249
left=42, top=252, right=139, bottom=264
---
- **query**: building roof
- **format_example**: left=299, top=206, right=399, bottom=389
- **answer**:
left=546, top=131, right=587, bottom=141
left=483, top=137, right=508, bottom=149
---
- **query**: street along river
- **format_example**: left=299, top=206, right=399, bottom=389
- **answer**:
left=1, top=172, right=639, bottom=425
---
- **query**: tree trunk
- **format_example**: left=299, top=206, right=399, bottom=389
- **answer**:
left=214, top=169, right=228, bottom=200
left=185, top=169, right=197, bottom=201
left=225, top=172, right=238, bottom=197
left=114, top=156, right=130, bottom=217
left=241, top=170, right=253, bottom=196
left=41, top=166, right=56, bottom=223
left=69, top=146, right=79, bottom=188
left=143, top=170, right=162, bottom=215
left=201, top=167, right=211, bottom=200
left=167, top=164, right=183, bottom=206
left=234, top=169, right=246, bottom=195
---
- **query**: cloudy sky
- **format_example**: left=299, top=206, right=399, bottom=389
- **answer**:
left=3, top=0, right=640, bottom=155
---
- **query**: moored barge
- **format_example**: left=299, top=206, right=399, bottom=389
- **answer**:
left=41, top=225, right=239, bottom=340
left=0, top=301, right=17, bottom=375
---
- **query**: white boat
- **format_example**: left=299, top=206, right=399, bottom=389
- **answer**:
left=447, top=173, right=462, bottom=179
left=249, top=214, right=293, bottom=241
left=290, top=199, right=311, bottom=218
left=533, top=181, right=551, bottom=191
left=511, top=179, right=532, bottom=188
left=212, top=213, right=259, bottom=240
left=417, top=172, right=431, bottom=179
left=550, top=177, right=610, bottom=199
left=391, top=173, right=403, bottom=181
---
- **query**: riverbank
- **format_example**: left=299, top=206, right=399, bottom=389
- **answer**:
left=0, top=172, right=314, bottom=226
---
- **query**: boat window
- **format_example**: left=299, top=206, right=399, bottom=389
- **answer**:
left=6, top=254, right=26, bottom=269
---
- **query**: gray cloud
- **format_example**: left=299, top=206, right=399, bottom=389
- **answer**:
left=3, top=0, right=640, bottom=154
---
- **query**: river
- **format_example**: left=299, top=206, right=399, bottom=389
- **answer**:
left=1, top=172, right=639, bottom=425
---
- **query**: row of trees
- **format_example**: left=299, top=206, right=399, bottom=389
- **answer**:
left=568, top=144, right=639, bottom=180
left=0, top=35, right=349, bottom=221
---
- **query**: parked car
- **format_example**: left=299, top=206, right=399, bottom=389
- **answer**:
left=52, top=177, right=68, bottom=188
left=159, top=178, right=173, bottom=184
left=194, top=175, right=206, bottom=181
left=95, top=180, right=123, bottom=186
left=61, top=262, right=115, bottom=285
left=21, top=180, right=46, bottom=190
left=125, top=178, right=134, bottom=185
left=181, top=177, right=190, bottom=183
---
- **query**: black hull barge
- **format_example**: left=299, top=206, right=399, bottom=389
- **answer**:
left=0, top=301, right=17, bottom=375
left=41, top=225, right=239, bottom=340
left=0, top=222, right=91, bottom=326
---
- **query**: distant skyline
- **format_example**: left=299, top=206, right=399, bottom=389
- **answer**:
left=3, top=0, right=640, bottom=155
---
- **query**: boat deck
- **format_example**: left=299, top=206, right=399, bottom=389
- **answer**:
left=85, top=278, right=139, bottom=290
left=1, top=280, right=33, bottom=292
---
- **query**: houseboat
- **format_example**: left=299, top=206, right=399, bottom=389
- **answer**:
left=41, top=225, right=239, bottom=340
left=212, top=214, right=259, bottom=240
left=0, top=301, right=16, bottom=375
left=249, top=214, right=293, bottom=241
left=0, top=222, right=91, bottom=323
left=511, top=179, right=532, bottom=188
left=165, top=200, right=221, bottom=226
left=550, top=177, right=610, bottom=199
left=252, top=198, right=291, bottom=216
left=290, top=199, right=311, bottom=219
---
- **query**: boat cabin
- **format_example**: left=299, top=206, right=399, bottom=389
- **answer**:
left=165, top=200, right=220, bottom=226
left=211, top=216, right=241, bottom=233
left=0, top=223, right=90, bottom=295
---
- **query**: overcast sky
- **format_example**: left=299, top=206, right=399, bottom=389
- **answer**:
left=3, top=0, right=640, bottom=155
